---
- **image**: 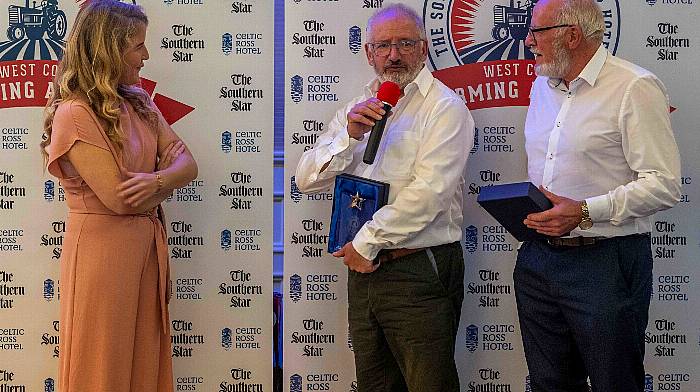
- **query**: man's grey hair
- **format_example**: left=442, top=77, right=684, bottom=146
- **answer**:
left=366, top=3, right=427, bottom=42
left=555, top=0, right=605, bottom=44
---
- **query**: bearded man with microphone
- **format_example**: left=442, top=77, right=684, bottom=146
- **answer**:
left=295, top=4, right=474, bottom=391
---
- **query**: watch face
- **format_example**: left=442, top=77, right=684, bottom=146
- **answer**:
left=579, top=220, right=593, bottom=230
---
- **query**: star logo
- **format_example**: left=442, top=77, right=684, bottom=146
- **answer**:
left=349, top=192, right=365, bottom=210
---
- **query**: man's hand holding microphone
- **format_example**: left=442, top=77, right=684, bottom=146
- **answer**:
left=333, top=81, right=401, bottom=273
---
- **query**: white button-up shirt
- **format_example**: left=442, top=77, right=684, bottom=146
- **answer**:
left=525, top=45, right=681, bottom=237
left=295, top=66, right=475, bottom=260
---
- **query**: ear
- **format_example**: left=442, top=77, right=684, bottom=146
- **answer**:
left=419, top=39, right=428, bottom=61
left=566, top=25, right=583, bottom=50
left=364, top=43, right=375, bottom=66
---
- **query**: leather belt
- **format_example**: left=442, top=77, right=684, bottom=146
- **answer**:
left=546, top=236, right=607, bottom=247
left=375, top=247, right=425, bottom=264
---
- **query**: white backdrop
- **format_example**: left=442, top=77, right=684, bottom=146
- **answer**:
left=284, top=1, right=699, bottom=391
left=0, top=1, right=273, bottom=391
left=0, top=0, right=697, bottom=391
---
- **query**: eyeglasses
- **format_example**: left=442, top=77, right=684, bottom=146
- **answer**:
left=527, top=24, right=573, bottom=46
left=368, top=39, right=422, bottom=57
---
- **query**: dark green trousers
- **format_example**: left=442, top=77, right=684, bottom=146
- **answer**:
left=348, top=241, right=464, bottom=392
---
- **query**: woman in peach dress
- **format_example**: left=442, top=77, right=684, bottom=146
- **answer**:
left=41, top=1, right=197, bottom=391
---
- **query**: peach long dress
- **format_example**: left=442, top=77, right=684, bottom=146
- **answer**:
left=46, top=100, right=173, bottom=392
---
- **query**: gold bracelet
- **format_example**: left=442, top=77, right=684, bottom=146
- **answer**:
left=155, top=173, right=164, bottom=193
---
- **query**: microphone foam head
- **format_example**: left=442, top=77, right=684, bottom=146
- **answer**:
left=377, top=81, right=401, bottom=107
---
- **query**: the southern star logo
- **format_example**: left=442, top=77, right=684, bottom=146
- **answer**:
left=423, top=0, right=619, bottom=110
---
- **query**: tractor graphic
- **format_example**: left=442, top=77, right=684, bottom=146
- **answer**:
left=7, top=0, right=67, bottom=41
left=492, top=0, right=537, bottom=41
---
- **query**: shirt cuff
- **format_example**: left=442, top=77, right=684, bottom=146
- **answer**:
left=586, top=194, right=611, bottom=223
left=352, top=229, right=382, bottom=261
left=325, top=131, right=362, bottom=172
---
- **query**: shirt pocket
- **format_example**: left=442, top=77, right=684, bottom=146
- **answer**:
left=379, top=131, right=419, bottom=179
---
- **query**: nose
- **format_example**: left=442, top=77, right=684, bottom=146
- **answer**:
left=143, top=47, right=150, bottom=61
left=387, top=44, right=401, bottom=61
left=524, top=31, right=535, bottom=48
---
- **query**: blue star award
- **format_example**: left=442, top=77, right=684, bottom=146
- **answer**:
left=477, top=182, right=553, bottom=241
left=328, top=173, right=389, bottom=253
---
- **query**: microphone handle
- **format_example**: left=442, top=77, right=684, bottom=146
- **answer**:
left=362, top=103, right=393, bottom=165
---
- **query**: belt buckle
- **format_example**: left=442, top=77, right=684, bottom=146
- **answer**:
left=376, top=247, right=425, bottom=264
left=546, top=236, right=598, bottom=247
left=546, top=238, right=563, bottom=247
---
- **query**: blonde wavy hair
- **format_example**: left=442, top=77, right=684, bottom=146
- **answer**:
left=41, top=0, right=159, bottom=161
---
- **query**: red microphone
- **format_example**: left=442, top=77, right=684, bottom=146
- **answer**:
left=362, top=81, right=401, bottom=164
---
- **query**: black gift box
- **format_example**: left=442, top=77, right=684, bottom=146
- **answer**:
left=477, top=182, right=553, bottom=241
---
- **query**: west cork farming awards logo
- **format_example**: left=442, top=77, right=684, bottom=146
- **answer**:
left=423, top=0, right=620, bottom=110
left=1, top=0, right=195, bottom=124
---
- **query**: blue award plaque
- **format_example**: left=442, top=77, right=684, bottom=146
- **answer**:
left=328, top=174, right=389, bottom=253
left=477, top=182, right=553, bottom=241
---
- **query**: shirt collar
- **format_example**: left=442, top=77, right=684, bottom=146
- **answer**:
left=547, top=44, right=608, bottom=89
left=364, top=65, right=433, bottom=98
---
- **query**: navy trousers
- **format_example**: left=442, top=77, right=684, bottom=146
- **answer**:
left=514, top=234, right=653, bottom=392
left=348, top=241, right=464, bottom=392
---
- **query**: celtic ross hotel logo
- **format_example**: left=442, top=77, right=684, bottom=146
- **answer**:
left=290, top=374, right=302, bottom=392
left=289, top=274, right=302, bottom=302
left=465, top=225, right=478, bottom=253
left=290, top=75, right=303, bottom=103
left=470, top=127, right=479, bottom=154
left=44, top=179, right=55, bottom=202
left=348, top=26, right=361, bottom=54
left=221, top=130, right=232, bottom=153
left=222, top=33, right=233, bottom=55
left=645, top=374, right=654, bottom=392
left=221, top=229, right=232, bottom=250
left=465, top=324, right=479, bottom=352
left=44, top=378, right=55, bottom=392
left=221, top=327, right=232, bottom=350
left=290, top=176, right=303, bottom=203
left=43, top=278, right=55, bottom=301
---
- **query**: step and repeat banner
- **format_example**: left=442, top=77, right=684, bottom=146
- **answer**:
left=284, top=1, right=699, bottom=392
left=0, top=1, right=273, bottom=391
left=0, top=0, right=698, bottom=391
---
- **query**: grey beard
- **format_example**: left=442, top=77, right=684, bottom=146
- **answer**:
left=535, top=40, right=571, bottom=79
left=378, top=64, right=423, bottom=89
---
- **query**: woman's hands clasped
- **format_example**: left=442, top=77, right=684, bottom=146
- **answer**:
left=157, top=140, right=185, bottom=171
left=116, top=141, right=184, bottom=207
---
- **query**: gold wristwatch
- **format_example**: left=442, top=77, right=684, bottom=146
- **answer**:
left=579, top=200, right=593, bottom=230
